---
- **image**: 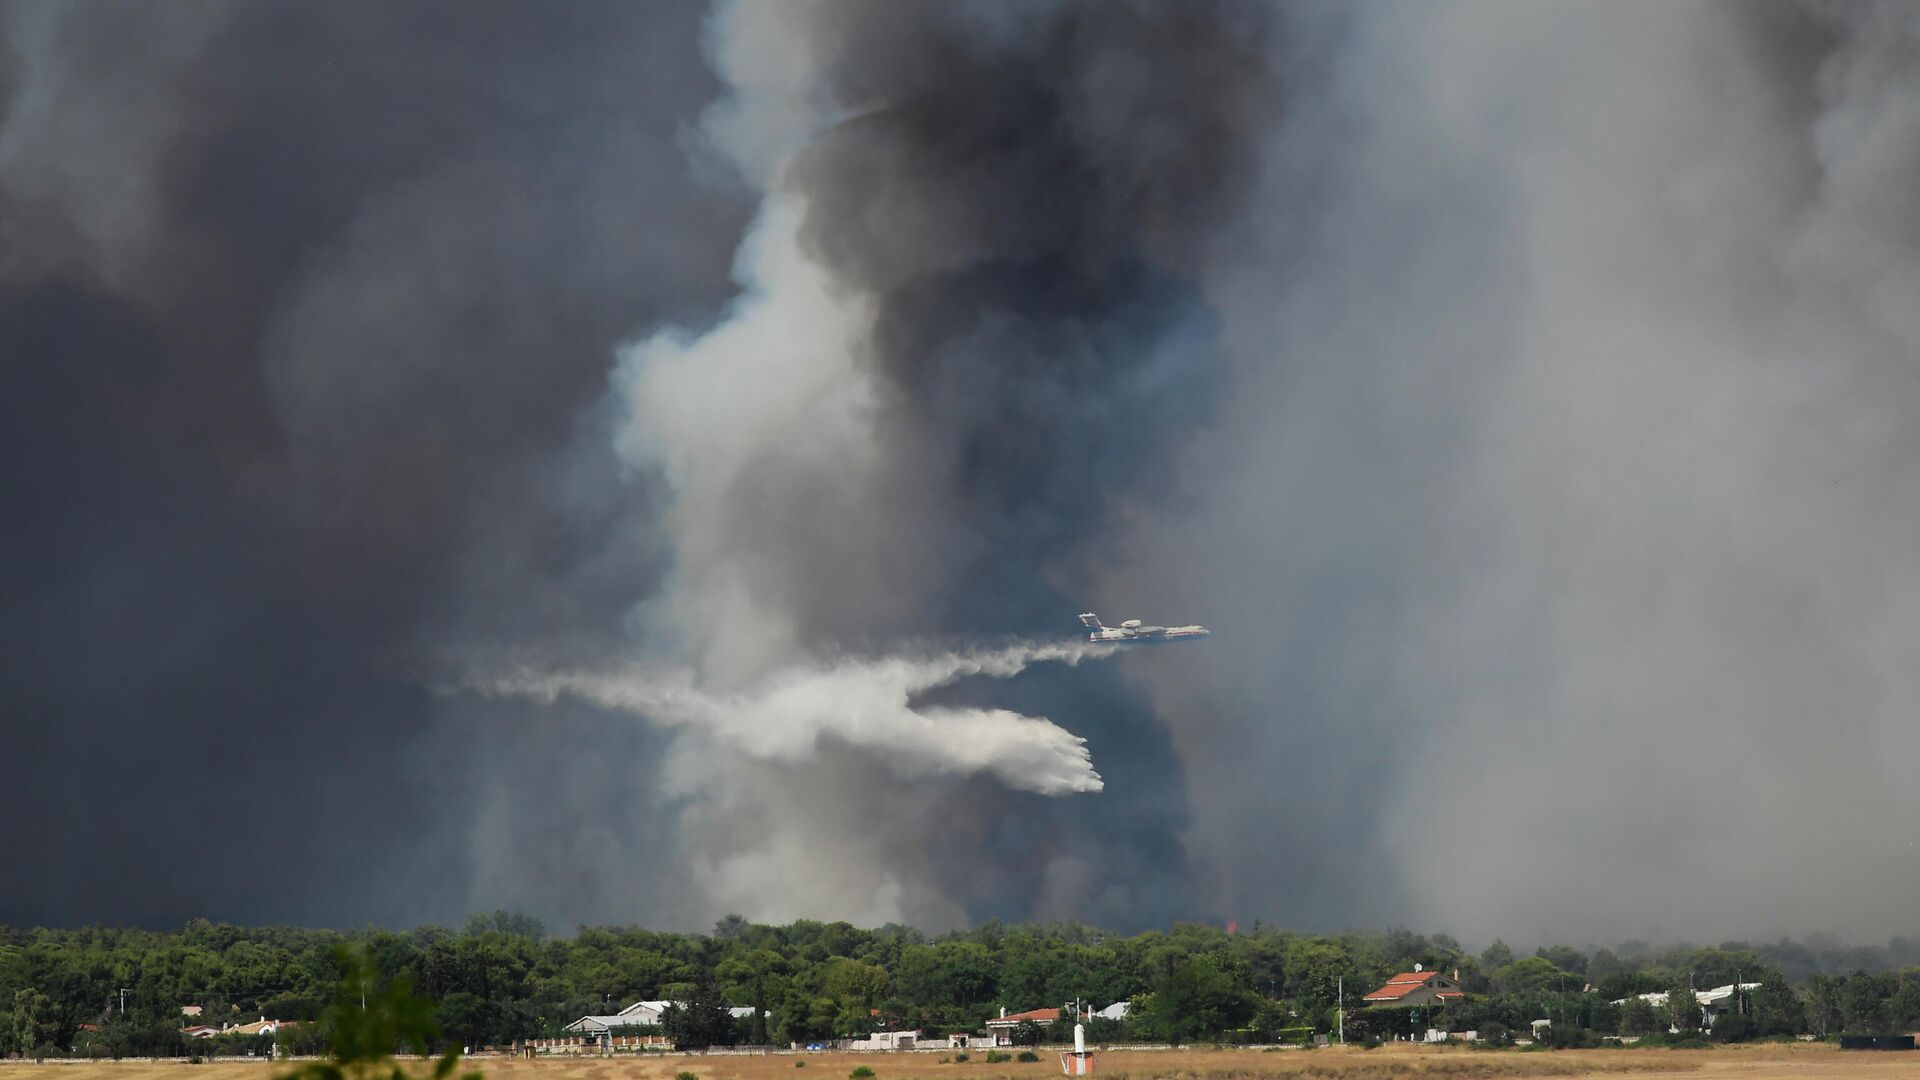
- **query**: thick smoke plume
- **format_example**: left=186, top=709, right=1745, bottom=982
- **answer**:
left=572, top=0, right=1277, bottom=928
left=0, top=0, right=751, bottom=928
left=1113, top=0, right=1920, bottom=942
left=9, top=0, right=1920, bottom=946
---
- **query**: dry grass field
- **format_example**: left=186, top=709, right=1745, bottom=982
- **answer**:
left=4, top=1043, right=1915, bottom=1080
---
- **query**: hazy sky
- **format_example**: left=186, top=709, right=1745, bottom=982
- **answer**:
left=4, top=0, right=1918, bottom=946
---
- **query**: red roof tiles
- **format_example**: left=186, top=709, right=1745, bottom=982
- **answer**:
left=1362, top=972, right=1461, bottom=1002
left=987, top=1008, right=1061, bottom=1026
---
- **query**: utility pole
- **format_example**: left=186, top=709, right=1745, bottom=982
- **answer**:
left=1337, top=977, right=1344, bottom=1046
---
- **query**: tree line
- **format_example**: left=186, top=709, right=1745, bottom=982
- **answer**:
left=6, top=913, right=1920, bottom=1057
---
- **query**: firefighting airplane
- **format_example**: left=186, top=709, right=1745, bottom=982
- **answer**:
left=1078, top=612, right=1211, bottom=644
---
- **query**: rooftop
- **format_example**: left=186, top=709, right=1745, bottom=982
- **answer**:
left=1363, top=972, right=1464, bottom=1002
left=987, top=1008, right=1061, bottom=1026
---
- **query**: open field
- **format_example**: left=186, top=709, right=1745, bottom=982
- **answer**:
left=6, top=1044, right=1919, bottom=1080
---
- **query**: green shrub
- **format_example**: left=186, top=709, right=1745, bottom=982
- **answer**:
left=953, top=1052, right=969, bottom=1062
left=1274, top=1026, right=1314, bottom=1046
left=1635, top=1032, right=1712, bottom=1050
left=984, top=1050, right=1009, bottom=1063
left=795, top=1061, right=806, bottom=1068
left=1534, top=1024, right=1602, bottom=1049
left=1712, top=1015, right=1757, bottom=1043
left=678, top=1071, right=698, bottom=1080
left=850, top=1068, right=875, bottom=1080
left=1015, top=1051, right=1039, bottom=1063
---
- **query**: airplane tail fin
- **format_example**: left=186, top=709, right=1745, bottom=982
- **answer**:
left=1078, top=613, right=1104, bottom=630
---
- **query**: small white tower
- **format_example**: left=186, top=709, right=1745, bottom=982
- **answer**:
left=1060, top=1021, right=1094, bottom=1076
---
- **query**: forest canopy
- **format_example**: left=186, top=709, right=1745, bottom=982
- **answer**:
left=6, top=916, right=1920, bottom=1056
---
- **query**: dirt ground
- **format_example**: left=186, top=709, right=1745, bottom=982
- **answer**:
left=5, top=1043, right=1917, bottom=1080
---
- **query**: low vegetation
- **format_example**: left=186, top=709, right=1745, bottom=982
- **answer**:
left=4, top=913, right=1918, bottom=1059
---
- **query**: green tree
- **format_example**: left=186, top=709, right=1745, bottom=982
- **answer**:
left=277, top=945, right=478, bottom=1080
left=1617, top=997, right=1656, bottom=1036
left=1750, top=981, right=1803, bottom=1037
left=661, top=974, right=735, bottom=1050
left=1587, top=949, right=1626, bottom=981
left=776, top=993, right=836, bottom=1045
left=434, top=992, right=493, bottom=1050
left=1887, top=977, right=1920, bottom=1030
left=1804, top=975, right=1842, bottom=1037
left=11, top=987, right=59, bottom=1059
left=1535, top=946, right=1587, bottom=976
left=1840, top=973, right=1893, bottom=1033
left=1280, top=940, right=1344, bottom=1010
left=1479, top=941, right=1514, bottom=970
left=1666, top=986, right=1701, bottom=1034
left=1676, top=947, right=1764, bottom=992
left=1148, top=952, right=1254, bottom=1045
left=1712, top=1013, right=1756, bottom=1043
left=822, top=958, right=889, bottom=1011
left=1494, top=956, right=1565, bottom=995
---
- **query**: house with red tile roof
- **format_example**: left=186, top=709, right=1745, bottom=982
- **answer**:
left=985, top=1007, right=1060, bottom=1046
left=1361, top=970, right=1465, bottom=1007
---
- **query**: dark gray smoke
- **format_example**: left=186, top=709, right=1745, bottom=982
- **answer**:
left=8, top=0, right=1920, bottom=946
left=0, top=0, right=748, bottom=927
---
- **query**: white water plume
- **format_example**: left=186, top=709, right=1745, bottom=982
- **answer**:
left=477, top=641, right=1114, bottom=796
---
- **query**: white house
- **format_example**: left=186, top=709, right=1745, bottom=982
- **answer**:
left=1694, top=983, right=1762, bottom=1029
left=612, top=1000, right=672, bottom=1027
left=845, top=1030, right=920, bottom=1050
left=565, top=1000, right=756, bottom=1036
left=563, top=1015, right=647, bottom=1035
left=1609, top=983, right=1761, bottom=1032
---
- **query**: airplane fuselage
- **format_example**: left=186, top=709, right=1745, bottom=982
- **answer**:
left=1079, top=613, right=1210, bottom=643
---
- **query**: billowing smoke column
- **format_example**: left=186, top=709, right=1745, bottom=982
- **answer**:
left=0, top=0, right=752, bottom=928
left=1112, top=0, right=1920, bottom=941
left=11, top=0, right=1920, bottom=945
left=569, top=0, right=1278, bottom=927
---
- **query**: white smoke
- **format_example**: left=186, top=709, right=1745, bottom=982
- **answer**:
left=477, top=642, right=1111, bottom=797
left=609, top=195, right=885, bottom=684
left=464, top=6, right=1130, bottom=927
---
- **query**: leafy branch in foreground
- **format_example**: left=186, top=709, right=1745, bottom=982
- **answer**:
left=278, top=945, right=480, bottom=1080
